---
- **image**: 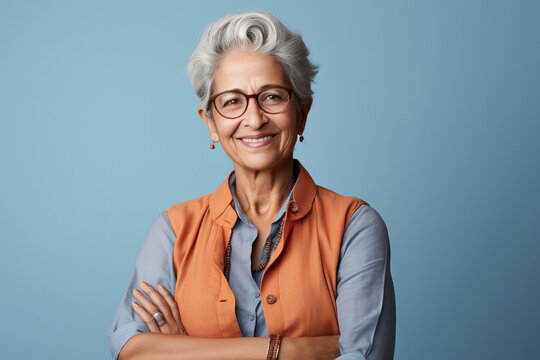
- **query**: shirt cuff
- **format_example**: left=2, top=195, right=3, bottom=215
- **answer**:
left=335, top=352, right=368, bottom=360
left=109, top=321, right=146, bottom=360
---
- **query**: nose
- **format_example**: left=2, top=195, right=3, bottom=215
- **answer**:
left=241, top=97, right=267, bottom=129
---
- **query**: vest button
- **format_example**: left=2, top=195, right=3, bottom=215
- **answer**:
left=289, top=202, right=299, bottom=213
left=266, top=294, right=277, bottom=304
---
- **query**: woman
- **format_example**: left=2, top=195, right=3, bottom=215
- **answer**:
left=109, top=11, right=395, bottom=360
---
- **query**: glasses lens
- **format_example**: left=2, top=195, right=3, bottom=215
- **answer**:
left=214, top=92, right=247, bottom=118
left=258, top=88, right=290, bottom=114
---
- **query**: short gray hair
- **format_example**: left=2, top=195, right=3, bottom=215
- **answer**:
left=188, top=12, right=318, bottom=115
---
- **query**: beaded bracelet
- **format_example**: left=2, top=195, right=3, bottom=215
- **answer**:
left=266, top=334, right=282, bottom=360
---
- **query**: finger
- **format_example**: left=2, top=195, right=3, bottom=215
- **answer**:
left=132, top=301, right=160, bottom=332
left=132, top=288, right=158, bottom=316
left=139, top=282, right=176, bottom=328
left=132, top=287, right=175, bottom=333
left=132, top=288, right=170, bottom=332
left=158, top=284, right=187, bottom=335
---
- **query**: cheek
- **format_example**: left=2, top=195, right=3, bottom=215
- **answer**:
left=214, top=120, right=236, bottom=139
left=278, top=110, right=301, bottom=132
left=280, top=117, right=300, bottom=146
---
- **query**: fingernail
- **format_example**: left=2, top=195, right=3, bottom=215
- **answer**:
left=132, top=301, right=139, bottom=308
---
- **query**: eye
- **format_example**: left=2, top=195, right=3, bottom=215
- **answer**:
left=216, top=92, right=245, bottom=109
left=264, top=94, right=281, bottom=101
left=224, top=98, right=240, bottom=107
left=259, top=89, right=287, bottom=104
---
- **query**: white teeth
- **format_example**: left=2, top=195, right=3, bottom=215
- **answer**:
left=242, top=136, right=273, bottom=143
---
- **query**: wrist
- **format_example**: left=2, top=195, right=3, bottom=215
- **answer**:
left=276, top=337, right=299, bottom=360
left=266, top=334, right=282, bottom=360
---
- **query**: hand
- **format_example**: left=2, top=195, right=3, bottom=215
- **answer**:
left=132, top=281, right=187, bottom=335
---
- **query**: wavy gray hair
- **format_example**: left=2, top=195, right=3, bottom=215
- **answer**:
left=188, top=12, right=318, bottom=116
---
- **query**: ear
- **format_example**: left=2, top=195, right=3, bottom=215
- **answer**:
left=297, top=97, right=313, bottom=135
left=199, top=107, right=220, bottom=143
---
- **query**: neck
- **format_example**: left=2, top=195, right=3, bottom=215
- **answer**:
left=233, top=158, right=294, bottom=222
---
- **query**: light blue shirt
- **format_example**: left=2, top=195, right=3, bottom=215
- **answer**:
left=109, top=173, right=395, bottom=359
left=227, top=171, right=290, bottom=338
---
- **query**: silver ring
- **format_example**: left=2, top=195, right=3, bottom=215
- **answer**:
left=153, top=311, right=166, bottom=327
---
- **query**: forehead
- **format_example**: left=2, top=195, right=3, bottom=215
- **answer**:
left=212, top=50, right=289, bottom=93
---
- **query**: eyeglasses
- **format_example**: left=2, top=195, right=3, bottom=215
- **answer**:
left=210, top=86, right=294, bottom=119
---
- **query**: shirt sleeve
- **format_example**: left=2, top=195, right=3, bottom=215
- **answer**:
left=108, top=212, right=177, bottom=360
left=335, top=204, right=396, bottom=360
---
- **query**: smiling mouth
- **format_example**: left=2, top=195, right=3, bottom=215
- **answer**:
left=240, top=135, right=275, bottom=143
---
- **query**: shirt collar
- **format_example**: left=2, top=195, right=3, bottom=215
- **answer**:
left=228, top=162, right=300, bottom=226
left=208, top=160, right=317, bottom=227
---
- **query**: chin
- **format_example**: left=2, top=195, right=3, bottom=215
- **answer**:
left=235, top=153, right=291, bottom=172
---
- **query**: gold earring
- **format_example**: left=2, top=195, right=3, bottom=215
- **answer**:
left=210, top=142, right=215, bottom=150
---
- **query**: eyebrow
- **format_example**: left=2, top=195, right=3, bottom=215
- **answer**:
left=215, top=84, right=286, bottom=95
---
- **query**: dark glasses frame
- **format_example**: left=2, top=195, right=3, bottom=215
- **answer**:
left=209, top=85, right=294, bottom=119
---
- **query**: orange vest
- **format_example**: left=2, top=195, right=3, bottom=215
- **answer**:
left=167, top=162, right=365, bottom=338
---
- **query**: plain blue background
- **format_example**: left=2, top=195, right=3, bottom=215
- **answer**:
left=1, top=1, right=538, bottom=359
